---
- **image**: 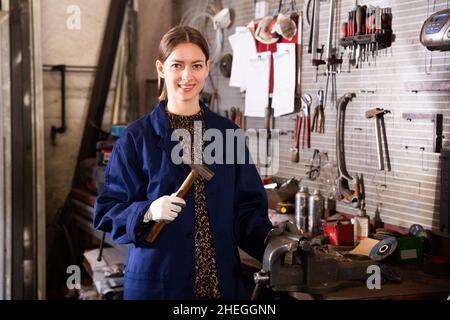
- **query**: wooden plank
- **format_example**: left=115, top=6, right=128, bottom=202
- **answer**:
left=72, top=0, right=127, bottom=188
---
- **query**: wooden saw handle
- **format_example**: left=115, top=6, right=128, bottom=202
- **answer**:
left=145, top=170, right=197, bottom=243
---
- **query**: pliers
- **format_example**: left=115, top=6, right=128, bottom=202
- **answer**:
left=299, top=94, right=312, bottom=149
left=311, top=90, right=325, bottom=134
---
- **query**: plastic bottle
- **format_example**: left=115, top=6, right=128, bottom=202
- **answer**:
left=354, top=200, right=370, bottom=244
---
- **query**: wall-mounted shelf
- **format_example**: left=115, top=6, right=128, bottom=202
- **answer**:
left=406, top=81, right=450, bottom=92
left=402, top=113, right=443, bottom=153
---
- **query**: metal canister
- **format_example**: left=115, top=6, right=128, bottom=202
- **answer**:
left=295, top=187, right=309, bottom=233
left=308, top=189, right=324, bottom=235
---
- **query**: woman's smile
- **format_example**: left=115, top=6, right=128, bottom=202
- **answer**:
left=178, top=82, right=196, bottom=92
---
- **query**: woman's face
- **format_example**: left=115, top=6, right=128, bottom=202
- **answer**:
left=156, top=42, right=209, bottom=105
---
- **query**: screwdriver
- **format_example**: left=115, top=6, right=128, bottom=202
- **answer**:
left=356, top=5, right=366, bottom=36
left=356, top=5, right=367, bottom=66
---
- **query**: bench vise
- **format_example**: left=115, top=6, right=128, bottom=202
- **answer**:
left=252, top=223, right=375, bottom=298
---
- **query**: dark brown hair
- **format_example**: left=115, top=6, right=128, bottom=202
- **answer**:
left=157, top=26, right=210, bottom=100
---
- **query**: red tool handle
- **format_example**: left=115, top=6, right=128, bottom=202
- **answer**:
left=348, top=12, right=352, bottom=36
left=356, top=5, right=366, bottom=35
left=349, top=11, right=355, bottom=36
left=305, top=116, right=311, bottom=148
left=341, top=22, right=348, bottom=38
left=295, top=115, right=302, bottom=148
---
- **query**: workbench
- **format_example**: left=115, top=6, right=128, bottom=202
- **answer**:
left=239, top=250, right=450, bottom=300
left=68, top=188, right=450, bottom=300
left=293, top=266, right=450, bottom=300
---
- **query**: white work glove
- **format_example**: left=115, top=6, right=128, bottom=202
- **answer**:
left=143, top=194, right=186, bottom=223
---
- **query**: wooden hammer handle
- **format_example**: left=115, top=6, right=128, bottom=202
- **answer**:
left=174, top=170, right=197, bottom=198
left=146, top=222, right=165, bottom=243
left=145, top=170, right=198, bottom=243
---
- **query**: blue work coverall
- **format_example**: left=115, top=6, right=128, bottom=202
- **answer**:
left=93, top=100, right=272, bottom=299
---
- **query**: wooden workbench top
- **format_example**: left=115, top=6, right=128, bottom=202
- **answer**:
left=289, top=264, right=450, bottom=300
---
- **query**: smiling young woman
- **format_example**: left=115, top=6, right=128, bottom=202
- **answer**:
left=156, top=27, right=210, bottom=116
left=93, top=26, right=272, bottom=300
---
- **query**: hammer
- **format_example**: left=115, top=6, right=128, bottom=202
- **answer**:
left=145, top=164, right=215, bottom=243
left=365, top=108, right=391, bottom=171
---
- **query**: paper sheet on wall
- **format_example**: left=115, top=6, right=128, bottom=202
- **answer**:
left=244, top=51, right=271, bottom=117
left=272, top=43, right=296, bottom=117
left=228, top=27, right=257, bottom=88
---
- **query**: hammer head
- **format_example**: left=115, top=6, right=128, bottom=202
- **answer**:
left=365, top=108, right=389, bottom=119
left=189, top=164, right=214, bottom=181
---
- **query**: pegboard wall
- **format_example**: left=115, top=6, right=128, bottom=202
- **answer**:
left=175, top=0, right=450, bottom=230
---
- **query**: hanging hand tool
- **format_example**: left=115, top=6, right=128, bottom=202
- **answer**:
left=336, top=93, right=361, bottom=208
left=263, top=99, right=274, bottom=169
left=325, top=0, right=336, bottom=60
left=313, top=45, right=325, bottom=82
left=324, top=57, right=338, bottom=110
left=307, top=0, right=315, bottom=54
left=310, top=0, right=325, bottom=82
left=311, top=0, right=321, bottom=62
left=356, top=5, right=366, bottom=36
left=291, top=11, right=303, bottom=101
left=311, top=89, right=325, bottom=134
left=324, top=0, right=342, bottom=109
left=306, top=149, right=321, bottom=180
left=336, top=93, right=354, bottom=181
left=300, top=94, right=312, bottom=149
left=146, top=163, right=214, bottom=243
left=290, top=115, right=302, bottom=162
left=289, top=10, right=303, bottom=118
left=365, top=108, right=391, bottom=171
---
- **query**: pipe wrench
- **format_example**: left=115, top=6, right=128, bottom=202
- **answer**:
left=300, top=94, right=312, bottom=149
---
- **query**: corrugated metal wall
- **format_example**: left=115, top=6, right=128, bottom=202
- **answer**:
left=176, top=0, right=450, bottom=231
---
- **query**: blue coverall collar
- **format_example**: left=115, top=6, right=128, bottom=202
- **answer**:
left=151, top=99, right=214, bottom=155
left=152, top=99, right=213, bottom=136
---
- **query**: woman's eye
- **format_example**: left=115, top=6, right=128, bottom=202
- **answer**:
left=193, top=64, right=203, bottom=70
left=172, top=63, right=182, bottom=69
